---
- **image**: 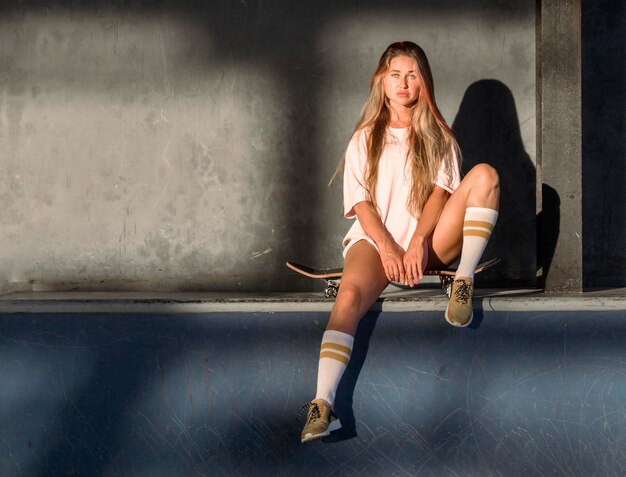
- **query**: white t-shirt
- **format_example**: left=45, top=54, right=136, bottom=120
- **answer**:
left=342, top=126, right=461, bottom=257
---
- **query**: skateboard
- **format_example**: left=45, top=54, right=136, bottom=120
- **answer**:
left=286, top=257, right=500, bottom=298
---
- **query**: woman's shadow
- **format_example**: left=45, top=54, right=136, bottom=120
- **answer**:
left=323, top=310, right=380, bottom=442
left=452, top=80, right=538, bottom=287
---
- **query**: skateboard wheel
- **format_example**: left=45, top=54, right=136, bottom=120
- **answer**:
left=324, top=284, right=338, bottom=298
left=440, top=275, right=454, bottom=298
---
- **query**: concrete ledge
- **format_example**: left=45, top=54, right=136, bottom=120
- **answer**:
left=1, top=289, right=625, bottom=313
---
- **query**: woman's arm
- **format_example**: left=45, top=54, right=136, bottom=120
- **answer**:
left=403, top=186, right=450, bottom=286
left=353, top=201, right=406, bottom=284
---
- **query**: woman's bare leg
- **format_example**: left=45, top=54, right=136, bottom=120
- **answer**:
left=327, top=240, right=390, bottom=335
left=428, top=163, right=500, bottom=327
left=428, top=163, right=500, bottom=267
left=302, top=240, right=389, bottom=443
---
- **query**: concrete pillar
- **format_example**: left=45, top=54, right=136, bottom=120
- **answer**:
left=538, top=0, right=583, bottom=292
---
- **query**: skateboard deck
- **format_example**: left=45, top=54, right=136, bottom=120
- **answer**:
left=286, top=257, right=500, bottom=298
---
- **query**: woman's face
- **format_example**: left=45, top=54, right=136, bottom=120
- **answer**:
left=382, top=55, right=420, bottom=110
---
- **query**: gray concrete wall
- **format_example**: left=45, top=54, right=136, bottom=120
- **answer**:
left=538, top=0, right=583, bottom=292
left=0, top=1, right=536, bottom=293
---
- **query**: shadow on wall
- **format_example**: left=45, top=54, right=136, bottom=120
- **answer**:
left=582, top=0, right=626, bottom=288
left=452, top=80, right=536, bottom=286
left=537, top=184, right=560, bottom=289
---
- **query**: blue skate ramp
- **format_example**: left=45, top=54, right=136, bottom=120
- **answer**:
left=1, top=309, right=625, bottom=476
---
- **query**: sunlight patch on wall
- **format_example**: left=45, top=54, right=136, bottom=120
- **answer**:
left=0, top=12, right=284, bottom=289
left=315, top=8, right=536, bottom=162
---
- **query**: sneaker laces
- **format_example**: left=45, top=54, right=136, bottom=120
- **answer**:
left=453, top=281, right=471, bottom=304
left=299, top=402, right=321, bottom=424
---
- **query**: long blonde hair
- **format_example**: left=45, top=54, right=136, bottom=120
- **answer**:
left=336, top=41, right=460, bottom=217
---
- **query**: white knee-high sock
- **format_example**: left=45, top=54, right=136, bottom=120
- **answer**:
left=455, top=207, right=499, bottom=280
left=314, top=330, right=354, bottom=406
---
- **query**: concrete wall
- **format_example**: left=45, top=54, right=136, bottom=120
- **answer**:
left=538, top=0, right=583, bottom=292
left=582, top=0, right=626, bottom=288
left=0, top=1, right=537, bottom=293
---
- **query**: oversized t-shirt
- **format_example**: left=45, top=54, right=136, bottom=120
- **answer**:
left=342, top=126, right=461, bottom=257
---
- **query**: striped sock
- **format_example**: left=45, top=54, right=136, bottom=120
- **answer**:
left=455, top=207, right=499, bottom=280
left=314, top=330, right=354, bottom=406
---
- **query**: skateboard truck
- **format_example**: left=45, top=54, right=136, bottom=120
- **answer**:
left=323, top=280, right=339, bottom=298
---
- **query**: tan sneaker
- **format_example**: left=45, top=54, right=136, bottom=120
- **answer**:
left=445, top=277, right=474, bottom=327
left=300, top=398, right=341, bottom=443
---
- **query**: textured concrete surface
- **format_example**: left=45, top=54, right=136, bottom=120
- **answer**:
left=0, top=1, right=536, bottom=293
left=1, top=288, right=625, bottom=314
left=539, top=0, right=583, bottom=292
left=1, top=1, right=623, bottom=294
left=1, top=308, right=625, bottom=476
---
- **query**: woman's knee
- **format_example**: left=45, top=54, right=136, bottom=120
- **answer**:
left=463, top=163, right=499, bottom=209
left=334, top=284, right=363, bottom=314
left=470, top=163, right=499, bottom=189
left=327, top=285, right=367, bottom=333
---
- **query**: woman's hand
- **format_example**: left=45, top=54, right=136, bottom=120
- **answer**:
left=403, top=238, right=425, bottom=287
left=379, top=236, right=406, bottom=284
left=403, top=187, right=451, bottom=287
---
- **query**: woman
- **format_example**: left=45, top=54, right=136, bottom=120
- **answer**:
left=301, top=41, right=500, bottom=443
